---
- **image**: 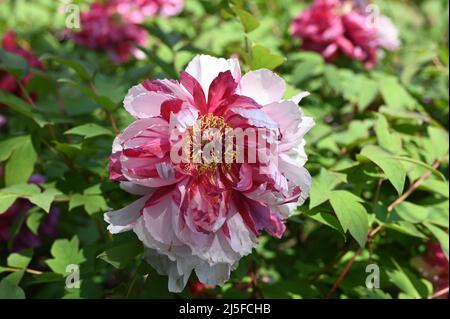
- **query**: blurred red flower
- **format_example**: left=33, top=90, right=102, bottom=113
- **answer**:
left=290, top=0, right=399, bottom=69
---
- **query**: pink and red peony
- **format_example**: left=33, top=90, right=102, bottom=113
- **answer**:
left=290, top=0, right=400, bottom=69
left=105, top=55, right=314, bottom=292
left=113, top=0, right=184, bottom=23
left=69, top=0, right=184, bottom=64
left=69, top=2, right=148, bottom=64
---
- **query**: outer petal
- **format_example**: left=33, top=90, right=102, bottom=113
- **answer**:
left=278, top=153, right=312, bottom=206
left=184, top=55, right=241, bottom=96
left=124, top=84, right=170, bottom=118
left=239, top=69, right=286, bottom=106
left=119, top=181, right=154, bottom=195
left=104, top=195, right=151, bottom=234
left=230, top=107, right=279, bottom=130
left=143, top=248, right=191, bottom=293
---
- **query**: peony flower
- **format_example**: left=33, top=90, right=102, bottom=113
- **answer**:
left=0, top=174, right=60, bottom=252
left=290, top=0, right=399, bottom=69
left=290, top=0, right=344, bottom=61
left=0, top=31, right=43, bottom=101
left=69, top=2, right=148, bottom=64
left=104, top=54, right=314, bottom=292
left=113, top=0, right=184, bottom=23
left=340, top=10, right=378, bottom=69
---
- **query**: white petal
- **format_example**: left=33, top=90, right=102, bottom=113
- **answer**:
left=156, top=162, right=176, bottom=180
left=143, top=248, right=193, bottom=293
left=184, top=54, right=241, bottom=95
left=124, top=90, right=169, bottom=119
left=290, top=91, right=310, bottom=104
left=263, top=100, right=302, bottom=135
left=195, top=262, right=231, bottom=286
left=278, top=153, right=312, bottom=206
left=226, top=212, right=257, bottom=255
left=239, top=69, right=286, bottom=106
left=231, top=107, right=279, bottom=129
left=119, top=181, right=154, bottom=195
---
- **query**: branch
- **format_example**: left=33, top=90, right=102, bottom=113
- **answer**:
left=324, top=160, right=443, bottom=298
left=325, top=245, right=363, bottom=299
left=2, top=267, right=43, bottom=275
left=428, top=286, right=449, bottom=299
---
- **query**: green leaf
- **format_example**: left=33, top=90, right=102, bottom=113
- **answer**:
left=374, top=114, right=402, bottom=154
left=46, top=237, right=85, bottom=275
left=0, top=48, right=29, bottom=77
left=0, top=279, right=25, bottom=299
left=384, top=222, right=427, bottom=239
left=423, top=201, right=449, bottom=227
left=359, top=145, right=406, bottom=194
left=98, top=240, right=143, bottom=269
left=0, top=136, right=28, bottom=161
left=427, top=126, right=449, bottom=160
left=26, top=210, right=44, bottom=235
left=69, top=188, right=108, bottom=215
left=245, top=45, right=285, bottom=70
left=0, top=184, right=40, bottom=213
left=329, top=190, right=369, bottom=247
left=291, top=52, right=324, bottom=84
left=29, top=188, right=61, bottom=213
left=420, top=179, right=449, bottom=198
left=307, top=212, right=346, bottom=239
left=83, top=195, right=108, bottom=215
left=309, top=168, right=346, bottom=209
left=424, top=223, right=449, bottom=260
left=4, top=136, right=37, bottom=186
left=65, top=123, right=113, bottom=139
left=42, top=55, right=92, bottom=82
left=58, top=78, right=117, bottom=111
left=0, top=91, right=48, bottom=127
left=387, top=260, right=429, bottom=298
left=232, top=7, right=259, bottom=33
left=393, top=202, right=429, bottom=223
left=54, top=142, right=83, bottom=157
left=379, top=75, right=417, bottom=110
left=357, top=78, right=378, bottom=111
left=388, top=156, right=446, bottom=181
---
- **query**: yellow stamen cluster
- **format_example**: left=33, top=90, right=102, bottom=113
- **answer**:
left=182, top=114, right=235, bottom=174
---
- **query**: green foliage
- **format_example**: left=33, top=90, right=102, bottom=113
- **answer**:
left=46, top=237, right=85, bottom=275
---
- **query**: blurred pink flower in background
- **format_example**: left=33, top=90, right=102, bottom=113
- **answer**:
left=0, top=174, right=60, bottom=252
left=113, top=0, right=184, bottom=23
left=290, top=0, right=400, bottom=68
left=375, top=15, right=400, bottom=51
left=69, top=2, right=149, bottom=64
left=290, top=0, right=344, bottom=62
left=105, top=55, right=314, bottom=292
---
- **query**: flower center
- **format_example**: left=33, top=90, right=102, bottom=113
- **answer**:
left=182, top=114, right=235, bottom=174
